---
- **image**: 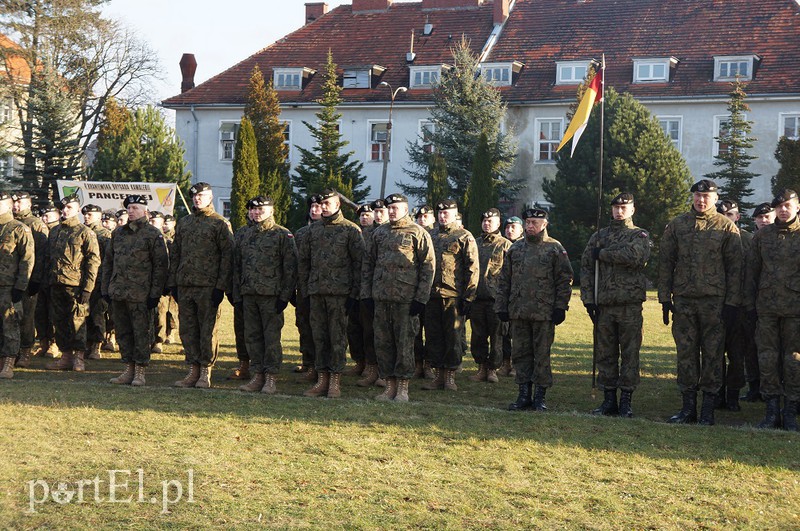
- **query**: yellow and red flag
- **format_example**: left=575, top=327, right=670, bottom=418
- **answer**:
left=556, top=69, right=604, bottom=156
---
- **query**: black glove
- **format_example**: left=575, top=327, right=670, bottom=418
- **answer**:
left=78, top=290, right=92, bottom=305
left=363, top=298, right=375, bottom=312
left=210, top=288, right=225, bottom=306
left=497, top=311, right=510, bottom=323
left=275, top=299, right=288, bottom=314
left=11, top=288, right=24, bottom=303
left=409, top=300, right=425, bottom=316
left=289, top=292, right=297, bottom=307
left=27, top=281, right=40, bottom=296
left=584, top=303, right=598, bottom=324
left=146, top=297, right=160, bottom=310
left=722, top=304, right=739, bottom=328
left=172, top=287, right=179, bottom=301
left=345, top=297, right=359, bottom=312
left=592, top=247, right=602, bottom=261
left=551, top=308, right=566, bottom=326
left=662, top=302, right=674, bottom=325
left=458, top=299, right=472, bottom=319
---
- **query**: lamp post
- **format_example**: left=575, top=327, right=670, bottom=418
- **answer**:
left=378, top=81, right=407, bottom=198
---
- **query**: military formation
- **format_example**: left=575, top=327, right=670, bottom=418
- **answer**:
left=0, top=178, right=797, bottom=432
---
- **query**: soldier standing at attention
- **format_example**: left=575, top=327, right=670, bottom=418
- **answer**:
left=581, top=193, right=650, bottom=417
left=234, top=196, right=297, bottom=394
left=161, top=214, right=179, bottom=345
left=115, top=209, right=128, bottom=227
left=470, top=208, right=510, bottom=384
left=746, top=189, right=800, bottom=431
left=298, top=189, right=364, bottom=398
left=345, top=203, right=373, bottom=380
left=499, top=216, right=524, bottom=378
left=11, top=192, right=48, bottom=368
left=169, top=182, right=234, bottom=389
left=0, top=192, right=34, bottom=379
left=496, top=208, right=573, bottom=411
left=422, top=199, right=479, bottom=392
left=35, top=203, right=60, bottom=358
left=227, top=204, right=254, bottom=381
left=659, top=179, right=742, bottom=426
left=753, top=202, right=775, bottom=231
left=101, top=211, right=117, bottom=232
left=362, top=194, right=434, bottom=401
left=148, top=211, right=170, bottom=355
left=102, top=195, right=169, bottom=386
left=413, top=205, right=435, bottom=379
left=372, top=199, right=389, bottom=227
left=294, top=195, right=321, bottom=379
left=82, top=204, right=111, bottom=361
left=44, top=194, right=101, bottom=372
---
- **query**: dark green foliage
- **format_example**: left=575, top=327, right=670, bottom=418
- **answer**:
left=230, top=117, right=260, bottom=231
left=465, top=133, right=497, bottom=235
left=426, top=152, right=449, bottom=207
left=772, top=136, right=800, bottom=196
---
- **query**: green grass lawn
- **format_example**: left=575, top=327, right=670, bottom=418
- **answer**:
left=1, top=292, right=798, bottom=529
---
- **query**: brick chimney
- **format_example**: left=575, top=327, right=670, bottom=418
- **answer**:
left=179, top=53, right=196, bottom=93
left=352, top=0, right=392, bottom=14
left=422, top=0, right=483, bottom=10
left=305, top=2, right=328, bottom=24
left=493, top=0, right=509, bottom=24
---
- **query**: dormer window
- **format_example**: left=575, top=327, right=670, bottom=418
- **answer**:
left=273, top=67, right=315, bottom=90
left=480, top=61, right=523, bottom=87
left=409, top=66, right=445, bottom=89
left=556, top=61, right=590, bottom=85
left=714, top=55, right=758, bottom=81
left=633, top=57, right=677, bottom=83
left=343, top=65, right=386, bottom=89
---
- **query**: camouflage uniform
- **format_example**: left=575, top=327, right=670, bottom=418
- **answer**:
left=168, top=204, right=234, bottom=368
left=580, top=218, right=651, bottom=391
left=0, top=212, right=34, bottom=361
left=13, top=209, right=48, bottom=353
left=154, top=228, right=178, bottom=346
left=496, top=229, right=573, bottom=388
left=725, top=228, right=754, bottom=393
left=294, top=222, right=316, bottom=369
left=231, top=223, right=252, bottom=364
left=101, top=216, right=169, bottom=365
left=361, top=214, right=434, bottom=380
left=471, top=230, right=511, bottom=370
left=298, top=209, right=364, bottom=374
left=86, top=221, right=111, bottom=347
left=501, top=234, right=523, bottom=370
left=35, top=218, right=60, bottom=348
left=232, top=217, right=297, bottom=375
left=347, top=223, right=378, bottom=368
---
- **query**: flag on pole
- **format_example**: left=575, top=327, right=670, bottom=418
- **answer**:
left=556, top=67, right=604, bottom=156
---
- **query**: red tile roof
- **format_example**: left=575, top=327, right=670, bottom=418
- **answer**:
left=0, top=33, right=32, bottom=85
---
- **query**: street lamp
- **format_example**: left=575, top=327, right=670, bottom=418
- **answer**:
left=378, top=81, right=407, bottom=198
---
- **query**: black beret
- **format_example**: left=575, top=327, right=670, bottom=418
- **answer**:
left=11, top=191, right=31, bottom=201
left=318, top=188, right=338, bottom=201
left=436, top=199, right=458, bottom=211
left=81, top=204, right=102, bottom=214
left=0, top=191, right=12, bottom=201
left=611, top=192, right=634, bottom=206
left=370, top=199, right=387, bottom=209
left=522, top=208, right=548, bottom=220
left=415, top=204, right=433, bottom=218
left=356, top=204, right=373, bottom=215
left=149, top=210, right=165, bottom=220
left=385, top=193, right=408, bottom=206
left=189, top=182, right=212, bottom=195
left=752, top=203, right=774, bottom=217
left=771, top=189, right=798, bottom=207
left=39, top=203, right=58, bottom=215
left=123, top=195, right=148, bottom=208
left=101, top=211, right=116, bottom=221
left=481, top=208, right=501, bottom=220
left=716, top=199, right=739, bottom=214
left=115, top=209, right=128, bottom=218
left=306, top=194, right=319, bottom=207
left=506, top=216, right=522, bottom=226
left=690, top=179, right=718, bottom=193
left=249, top=196, right=273, bottom=207
left=59, top=193, right=80, bottom=207
left=164, top=214, right=175, bottom=222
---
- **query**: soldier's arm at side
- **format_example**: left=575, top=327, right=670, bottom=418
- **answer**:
left=297, top=227, right=311, bottom=299
left=101, top=232, right=115, bottom=298
left=579, top=232, right=598, bottom=305
left=657, top=222, right=677, bottom=304
left=29, top=223, right=48, bottom=284
left=81, top=230, right=101, bottom=294
left=722, top=227, right=744, bottom=307
left=280, top=231, right=298, bottom=303
left=462, top=233, right=480, bottom=302
left=743, top=234, right=762, bottom=310
left=15, top=226, right=34, bottom=292
left=150, top=232, right=170, bottom=300
left=215, top=220, right=235, bottom=294
left=360, top=229, right=376, bottom=301
left=494, top=248, right=512, bottom=315
left=553, top=245, right=574, bottom=310
left=414, top=230, right=435, bottom=304
left=167, top=220, right=182, bottom=289
left=348, top=227, right=365, bottom=300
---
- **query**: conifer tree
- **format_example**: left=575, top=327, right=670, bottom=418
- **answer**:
left=230, top=117, right=260, bottom=230
left=465, top=133, right=497, bottom=235
left=426, top=152, right=449, bottom=206
left=771, top=137, right=800, bottom=197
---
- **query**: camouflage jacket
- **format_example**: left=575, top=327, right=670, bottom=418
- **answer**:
left=232, top=217, right=298, bottom=302
left=495, top=229, right=573, bottom=320
left=86, top=221, right=111, bottom=260
left=45, top=215, right=101, bottom=292
left=299, top=210, right=364, bottom=298
left=168, top=205, right=234, bottom=291
left=14, top=209, right=48, bottom=285
left=361, top=214, right=435, bottom=304
left=745, top=216, right=800, bottom=316
left=102, top=216, right=169, bottom=302
left=658, top=208, right=742, bottom=305
left=476, top=231, right=511, bottom=301
left=429, top=222, right=479, bottom=301
left=294, top=222, right=313, bottom=298
left=580, top=218, right=651, bottom=306
left=0, top=212, right=34, bottom=290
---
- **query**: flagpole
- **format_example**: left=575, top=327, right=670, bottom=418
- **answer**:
left=591, top=55, right=606, bottom=396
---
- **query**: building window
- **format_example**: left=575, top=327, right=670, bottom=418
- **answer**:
left=419, top=120, right=435, bottom=153
left=1, top=99, right=11, bottom=124
left=535, top=119, right=563, bottom=162
left=556, top=61, right=589, bottom=85
left=0, top=155, right=11, bottom=179
left=658, top=116, right=683, bottom=152
left=343, top=69, right=370, bottom=89
left=220, top=199, right=231, bottom=218
left=219, top=122, right=239, bottom=161
left=714, top=55, right=757, bottom=82
left=282, top=121, right=292, bottom=162
left=273, top=67, right=315, bottom=90
left=369, top=122, right=389, bottom=161
left=713, top=115, right=746, bottom=157
left=482, top=65, right=510, bottom=85
left=781, top=114, right=800, bottom=140
left=410, top=67, right=441, bottom=89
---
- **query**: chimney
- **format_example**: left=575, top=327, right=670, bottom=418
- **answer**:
left=352, top=0, right=391, bottom=14
left=493, top=0, right=509, bottom=24
left=305, top=2, right=328, bottom=24
left=179, top=53, right=197, bottom=93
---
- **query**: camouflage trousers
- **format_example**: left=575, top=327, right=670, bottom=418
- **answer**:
left=50, top=285, right=89, bottom=353
left=112, top=299, right=153, bottom=365
left=233, top=302, right=248, bottom=361
left=425, top=297, right=464, bottom=370
left=310, top=294, right=348, bottom=373
left=295, top=294, right=315, bottom=368
left=737, top=311, right=759, bottom=384
left=755, top=314, right=800, bottom=401
left=374, top=301, right=420, bottom=380
left=511, top=319, right=554, bottom=387
left=87, top=289, right=107, bottom=345
left=0, top=290, right=22, bottom=359
left=413, top=307, right=426, bottom=364
left=177, top=286, right=221, bottom=368
left=671, top=296, right=725, bottom=394
left=34, top=286, right=55, bottom=343
left=154, top=295, right=179, bottom=344
left=470, top=299, right=503, bottom=369
left=721, top=307, right=747, bottom=391
left=502, top=322, right=512, bottom=362
left=243, top=295, right=283, bottom=374
left=20, top=293, right=37, bottom=350
left=594, top=303, right=642, bottom=391
left=346, top=302, right=376, bottom=364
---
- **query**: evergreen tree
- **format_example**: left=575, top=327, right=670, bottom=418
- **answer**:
left=771, top=136, right=800, bottom=196
left=399, top=37, right=517, bottom=205
left=465, top=133, right=497, bottom=235
left=230, top=117, right=260, bottom=230
left=426, top=152, right=449, bottom=206
left=704, top=79, right=758, bottom=211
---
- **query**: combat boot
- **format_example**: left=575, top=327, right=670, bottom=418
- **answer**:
left=46, top=350, right=73, bottom=371
left=421, top=368, right=444, bottom=390
left=508, top=383, right=533, bottom=411
left=486, top=368, right=499, bottom=383
left=357, top=364, right=379, bottom=387
left=698, top=392, right=716, bottom=425
left=592, top=389, right=619, bottom=415
left=87, top=343, right=102, bottom=360
left=173, top=364, right=201, bottom=387
left=227, top=359, right=250, bottom=380
left=375, top=378, right=397, bottom=401
left=444, top=369, right=458, bottom=391
left=131, top=365, right=146, bottom=387
left=667, top=391, right=697, bottom=424
left=0, top=357, right=15, bottom=379
left=327, top=372, right=342, bottom=398
left=194, top=366, right=212, bottom=388
left=469, top=364, right=487, bottom=382
left=498, top=358, right=512, bottom=377
left=238, top=372, right=265, bottom=392
left=423, top=360, right=435, bottom=379
left=741, top=380, right=762, bottom=402
left=618, top=390, right=634, bottom=418
left=714, top=385, right=726, bottom=409
left=532, top=386, right=548, bottom=411
left=726, top=387, right=741, bottom=412
left=304, top=371, right=330, bottom=397
left=261, top=374, right=278, bottom=395
left=413, top=360, right=424, bottom=379
left=299, top=367, right=317, bottom=383
left=72, top=350, right=85, bottom=372
left=782, top=400, right=798, bottom=432
left=394, top=379, right=410, bottom=402
left=15, top=347, right=32, bottom=368
left=375, top=376, right=386, bottom=388
left=110, top=363, right=135, bottom=384
left=756, top=396, right=781, bottom=429
left=151, top=342, right=163, bottom=354
left=344, top=359, right=365, bottom=376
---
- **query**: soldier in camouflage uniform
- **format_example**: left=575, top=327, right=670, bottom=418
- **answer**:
left=115, top=209, right=128, bottom=227
left=345, top=203, right=373, bottom=379
left=234, top=196, right=297, bottom=394
left=100, top=211, right=118, bottom=351
left=162, top=214, right=179, bottom=344
left=294, top=195, right=321, bottom=379
left=148, top=211, right=168, bottom=354
left=298, top=189, right=364, bottom=399
left=102, top=195, right=169, bottom=386
left=169, top=182, right=234, bottom=389
left=659, top=179, right=742, bottom=426
left=227, top=206, right=253, bottom=381
left=11, top=192, right=48, bottom=368
left=497, top=208, right=573, bottom=411
left=746, top=189, right=800, bottom=431
left=82, top=204, right=111, bottom=360
left=421, top=199, right=479, bottom=392
left=362, top=194, right=434, bottom=402
left=35, top=203, right=60, bottom=358
left=470, top=208, right=511, bottom=384
left=413, top=205, right=435, bottom=379
left=581, top=193, right=651, bottom=417
left=0, top=192, right=34, bottom=379
left=499, top=216, right=524, bottom=378
left=101, top=211, right=117, bottom=232
left=44, top=194, right=101, bottom=372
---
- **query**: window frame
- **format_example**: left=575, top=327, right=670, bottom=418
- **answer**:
left=779, top=113, right=800, bottom=140
left=218, top=121, right=240, bottom=162
left=409, top=66, right=442, bottom=89
left=418, top=119, right=435, bottom=153
left=712, top=114, right=747, bottom=158
left=556, top=61, right=590, bottom=85
left=657, top=115, right=683, bottom=153
left=282, top=120, right=292, bottom=162
left=534, top=118, right=565, bottom=163
left=273, top=68, right=303, bottom=90
left=367, top=120, right=390, bottom=162
left=713, top=55, right=756, bottom=82
left=343, top=68, right=371, bottom=89
left=219, top=198, right=231, bottom=219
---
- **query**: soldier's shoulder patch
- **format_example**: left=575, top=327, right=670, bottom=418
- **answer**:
left=638, top=231, right=649, bottom=238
